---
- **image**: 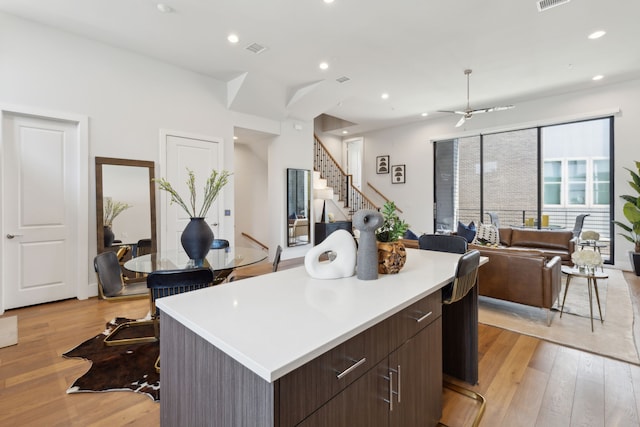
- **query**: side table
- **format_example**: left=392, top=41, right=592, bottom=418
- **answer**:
left=314, top=221, right=353, bottom=245
left=560, top=265, right=608, bottom=332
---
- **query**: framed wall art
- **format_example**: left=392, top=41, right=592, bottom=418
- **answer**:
left=392, top=164, right=406, bottom=184
left=376, top=155, right=389, bottom=174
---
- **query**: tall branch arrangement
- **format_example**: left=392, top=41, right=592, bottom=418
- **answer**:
left=155, top=168, right=231, bottom=218
left=103, top=198, right=131, bottom=227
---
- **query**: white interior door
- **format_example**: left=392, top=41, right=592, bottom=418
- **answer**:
left=2, top=113, right=79, bottom=309
left=346, top=137, right=363, bottom=190
left=162, top=133, right=223, bottom=253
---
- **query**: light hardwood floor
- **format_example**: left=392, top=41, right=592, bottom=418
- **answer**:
left=1, top=271, right=639, bottom=426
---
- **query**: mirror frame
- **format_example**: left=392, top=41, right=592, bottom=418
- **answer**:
left=95, top=156, right=157, bottom=254
left=286, top=168, right=311, bottom=247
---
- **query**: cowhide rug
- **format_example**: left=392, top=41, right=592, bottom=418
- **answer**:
left=63, top=318, right=160, bottom=401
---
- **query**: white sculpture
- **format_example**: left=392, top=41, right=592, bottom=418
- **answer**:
left=304, top=229, right=356, bottom=279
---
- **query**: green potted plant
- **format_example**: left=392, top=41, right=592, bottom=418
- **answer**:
left=613, top=160, right=640, bottom=275
left=154, top=168, right=231, bottom=261
left=376, top=201, right=410, bottom=274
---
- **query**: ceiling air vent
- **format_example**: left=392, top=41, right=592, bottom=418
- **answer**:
left=537, top=0, right=570, bottom=12
left=245, top=43, right=267, bottom=54
left=336, top=76, right=350, bottom=83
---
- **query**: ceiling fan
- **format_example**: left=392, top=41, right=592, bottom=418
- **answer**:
left=439, top=69, right=515, bottom=127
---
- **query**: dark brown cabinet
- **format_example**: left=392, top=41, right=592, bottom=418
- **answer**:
left=161, top=289, right=443, bottom=427
left=388, top=317, right=442, bottom=427
left=281, top=291, right=442, bottom=427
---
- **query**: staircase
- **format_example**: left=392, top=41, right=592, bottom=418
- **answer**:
left=313, top=134, right=378, bottom=219
left=312, top=171, right=347, bottom=221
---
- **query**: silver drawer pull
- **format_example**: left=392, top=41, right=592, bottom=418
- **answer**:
left=397, top=365, right=402, bottom=403
left=414, top=311, right=433, bottom=323
left=336, top=357, right=367, bottom=380
left=383, top=371, right=394, bottom=411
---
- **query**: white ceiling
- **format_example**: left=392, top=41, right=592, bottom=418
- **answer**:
left=2, top=0, right=640, bottom=135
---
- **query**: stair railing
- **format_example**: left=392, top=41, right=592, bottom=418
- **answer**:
left=314, top=134, right=378, bottom=216
left=367, top=182, right=403, bottom=213
left=240, top=232, right=268, bottom=251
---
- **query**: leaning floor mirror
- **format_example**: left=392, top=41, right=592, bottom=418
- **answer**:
left=95, top=157, right=157, bottom=257
left=286, top=168, right=311, bottom=247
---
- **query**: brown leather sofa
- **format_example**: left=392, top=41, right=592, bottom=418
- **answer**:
left=403, top=228, right=570, bottom=320
left=470, top=246, right=562, bottom=319
left=494, top=227, right=576, bottom=266
left=469, top=228, right=571, bottom=319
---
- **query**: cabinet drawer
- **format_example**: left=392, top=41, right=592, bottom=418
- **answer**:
left=390, top=290, right=442, bottom=350
left=278, top=318, right=389, bottom=426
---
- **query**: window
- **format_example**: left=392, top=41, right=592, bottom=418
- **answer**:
left=435, top=116, right=614, bottom=264
left=543, top=160, right=562, bottom=205
left=593, top=158, right=610, bottom=205
left=542, top=158, right=609, bottom=207
left=567, top=159, right=587, bottom=205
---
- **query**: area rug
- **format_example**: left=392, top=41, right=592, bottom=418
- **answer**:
left=63, top=318, right=160, bottom=401
left=478, top=268, right=640, bottom=365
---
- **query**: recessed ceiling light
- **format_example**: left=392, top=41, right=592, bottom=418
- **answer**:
left=592, top=75, right=604, bottom=81
left=421, top=112, right=429, bottom=117
left=319, top=62, right=329, bottom=70
left=381, top=93, right=389, bottom=100
left=324, top=0, right=335, bottom=3
left=588, top=30, right=606, bottom=40
left=227, top=34, right=239, bottom=44
left=156, top=3, right=173, bottom=13
left=342, top=130, right=348, bottom=134
left=233, top=136, right=238, bottom=140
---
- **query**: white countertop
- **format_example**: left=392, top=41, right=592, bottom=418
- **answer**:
left=156, top=248, right=463, bottom=382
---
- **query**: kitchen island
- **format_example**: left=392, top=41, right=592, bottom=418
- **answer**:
left=156, top=248, right=467, bottom=426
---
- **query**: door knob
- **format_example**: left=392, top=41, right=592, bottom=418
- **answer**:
left=6, top=233, right=23, bottom=239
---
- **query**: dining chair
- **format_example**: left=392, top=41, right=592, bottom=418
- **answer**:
left=94, top=251, right=148, bottom=300
left=104, top=267, right=214, bottom=347
left=419, top=234, right=468, bottom=254
left=210, top=239, right=233, bottom=285
left=572, top=214, right=590, bottom=239
left=418, top=234, right=485, bottom=421
left=444, top=249, right=480, bottom=305
left=135, top=238, right=153, bottom=257
left=229, top=245, right=282, bottom=281
left=487, top=212, right=500, bottom=227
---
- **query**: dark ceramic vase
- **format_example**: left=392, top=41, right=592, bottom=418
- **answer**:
left=181, top=217, right=214, bottom=262
left=104, top=226, right=115, bottom=247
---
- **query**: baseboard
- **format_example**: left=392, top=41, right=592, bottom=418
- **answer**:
left=0, top=315, right=18, bottom=348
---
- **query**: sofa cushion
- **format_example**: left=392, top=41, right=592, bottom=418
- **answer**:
left=403, top=229, right=419, bottom=240
left=469, top=244, right=544, bottom=259
left=456, top=221, right=476, bottom=243
left=510, top=229, right=573, bottom=250
left=473, top=223, right=499, bottom=246
left=498, top=227, right=513, bottom=246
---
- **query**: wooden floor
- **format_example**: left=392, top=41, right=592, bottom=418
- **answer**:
left=1, top=271, right=639, bottom=426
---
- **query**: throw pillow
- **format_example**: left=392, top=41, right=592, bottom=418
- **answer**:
left=403, top=229, right=419, bottom=240
left=456, top=221, right=476, bottom=243
left=473, top=223, right=499, bottom=246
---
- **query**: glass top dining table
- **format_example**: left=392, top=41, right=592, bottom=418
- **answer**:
left=123, top=246, right=268, bottom=274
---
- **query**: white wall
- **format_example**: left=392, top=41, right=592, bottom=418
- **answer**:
left=351, top=79, right=640, bottom=270
left=4, top=11, right=638, bottom=282
left=269, top=119, right=314, bottom=260
left=0, top=13, right=310, bottom=292
left=234, top=141, right=270, bottom=248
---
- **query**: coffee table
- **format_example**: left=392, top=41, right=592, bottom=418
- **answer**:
left=560, top=265, right=608, bottom=332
